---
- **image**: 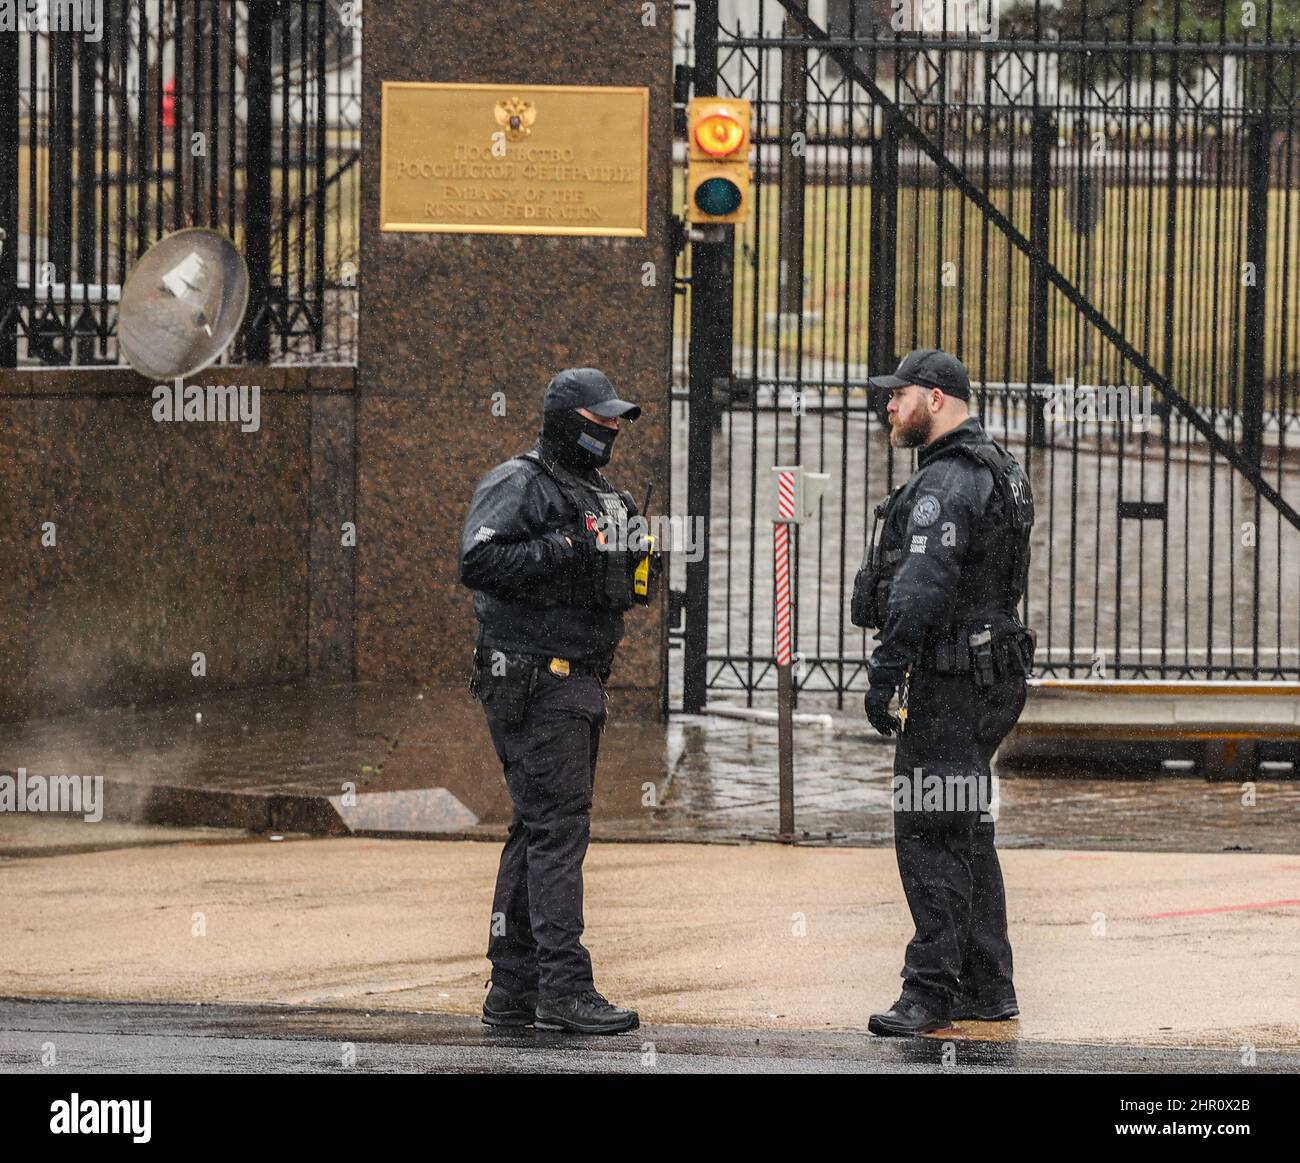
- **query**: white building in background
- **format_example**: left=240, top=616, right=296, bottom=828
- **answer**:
left=15, top=0, right=360, bottom=131
left=677, top=0, right=1242, bottom=141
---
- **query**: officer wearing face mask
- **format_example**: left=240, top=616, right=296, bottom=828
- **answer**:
left=459, top=367, right=649, bottom=1036
left=851, top=348, right=1037, bottom=1037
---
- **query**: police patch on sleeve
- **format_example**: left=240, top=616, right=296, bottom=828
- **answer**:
left=911, top=495, right=941, bottom=528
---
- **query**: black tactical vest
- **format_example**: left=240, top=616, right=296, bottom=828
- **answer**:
left=851, top=483, right=907, bottom=630
left=852, top=438, right=1033, bottom=632
left=515, top=450, right=640, bottom=613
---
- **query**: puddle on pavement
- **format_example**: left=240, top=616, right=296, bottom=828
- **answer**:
left=653, top=715, right=1300, bottom=852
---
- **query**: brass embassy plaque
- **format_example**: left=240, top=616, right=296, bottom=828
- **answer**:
left=380, top=82, right=649, bottom=237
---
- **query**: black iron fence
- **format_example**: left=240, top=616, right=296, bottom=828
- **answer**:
left=672, top=0, right=1300, bottom=708
left=0, top=0, right=360, bottom=368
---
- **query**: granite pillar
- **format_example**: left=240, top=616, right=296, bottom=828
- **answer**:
left=0, top=366, right=356, bottom=722
left=357, top=2, right=675, bottom=718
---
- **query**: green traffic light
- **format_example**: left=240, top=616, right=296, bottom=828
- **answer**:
left=694, top=176, right=742, bottom=217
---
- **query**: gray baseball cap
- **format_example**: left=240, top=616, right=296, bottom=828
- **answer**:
left=869, top=348, right=971, bottom=401
left=543, top=367, right=642, bottom=419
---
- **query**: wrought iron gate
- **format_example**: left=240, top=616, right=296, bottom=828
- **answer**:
left=671, top=0, right=1300, bottom=710
left=0, top=0, right=360, bottom=368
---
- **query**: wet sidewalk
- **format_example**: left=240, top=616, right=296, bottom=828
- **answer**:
left=1, top=679, right=1299, bottom=852
left=1, top=827, right=1298, bottom=1053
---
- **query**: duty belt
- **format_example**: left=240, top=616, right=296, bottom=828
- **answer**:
left=544, top=656, right=611, bottom=679
left=929, top=631, right=973, bottom=673
left=479, top=647, right=611, bottom=681
left=924, top=625, right=1035, bottom=678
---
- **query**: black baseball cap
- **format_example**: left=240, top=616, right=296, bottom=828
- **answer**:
left=869, top=348, right=971, bottom=401
left=543, top=367, right=641, bottom=420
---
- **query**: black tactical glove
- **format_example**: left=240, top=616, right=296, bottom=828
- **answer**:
left=864, top=684, right=902, bottom=736
left=561, top=526, right=600, bottom=563
left=561, top=526, right=612, bottom=611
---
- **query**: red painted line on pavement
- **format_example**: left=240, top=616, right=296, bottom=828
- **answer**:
left=1147, top=899, right=1300, bottom=918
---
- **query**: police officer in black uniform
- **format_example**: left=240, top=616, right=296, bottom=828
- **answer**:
left=852, top=348, right=1037, bottom=1036
left=460, top=367, right=648, bottom=1035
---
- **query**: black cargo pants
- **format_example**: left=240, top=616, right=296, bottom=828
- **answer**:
left=478, top=663, right=608, bottom=1003
left=890, top=667, right=1027, bottom=1008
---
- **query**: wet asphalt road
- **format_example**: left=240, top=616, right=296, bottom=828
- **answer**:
left=3, top=999, right=1297, bottom=1074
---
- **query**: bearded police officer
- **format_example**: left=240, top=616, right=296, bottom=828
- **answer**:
left=852, top=348, right=1037, bottom=1037
left=460, top=367, right=649, bottom=1035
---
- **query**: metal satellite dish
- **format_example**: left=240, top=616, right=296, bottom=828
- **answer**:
left=118, top=227, right=250, bottom=381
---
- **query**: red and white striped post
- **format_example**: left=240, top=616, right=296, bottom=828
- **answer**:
left=775, top=469, right=796, bottom=664
left=774, top=468, right=797, bottom=840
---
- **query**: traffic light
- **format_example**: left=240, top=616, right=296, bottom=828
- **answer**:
left=686, top=97, right=752, bottom=225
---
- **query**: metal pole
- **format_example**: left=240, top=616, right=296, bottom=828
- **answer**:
left=775, top=469, right=796, bottom=841
left=777, top=13, right=805, bottom=320
left=867, top=111, right=898, bottom=374
left=244, top=0, right=273, bottom=363
left=50, top=30, right=74, bottom=362
left=0, top=29, right=18, bottom=367
left=1243, top=114, right=1270, bottom=469
left=683, top=0, right=725, bottom=713
left=76, top=34, right=98, bottom=364
left=1028, top=109, right=1054, bottom=448
left=314, top=0, right=328, bottom=349
left=777, top=664, right=794, bottom=836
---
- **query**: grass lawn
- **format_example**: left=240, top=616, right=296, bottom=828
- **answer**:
left=674, top=163, right=1300, bottom=405
left=15, top=136, right=360, bottom=286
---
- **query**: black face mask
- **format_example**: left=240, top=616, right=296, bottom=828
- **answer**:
left=541, top=408, right=618, bottom=472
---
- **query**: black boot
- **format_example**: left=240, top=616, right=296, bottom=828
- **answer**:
left=950, top=994, right=1019, bottom=1021
left=482, top=982, right=537, bottom=1028
left=534, top=989, right=640, bottom=1035
left=868, top=993, right=952, bottom=1037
